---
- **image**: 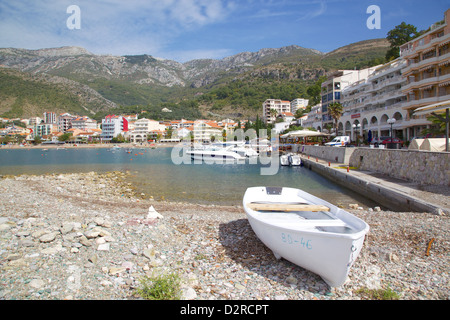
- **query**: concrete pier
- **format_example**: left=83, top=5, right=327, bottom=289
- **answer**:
left=298, top=153, right=449, bottom=215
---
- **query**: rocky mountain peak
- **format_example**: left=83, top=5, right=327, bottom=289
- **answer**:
left=34, top=46, right=93, bottom=57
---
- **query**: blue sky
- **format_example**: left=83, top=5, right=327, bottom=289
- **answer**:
left=0, top=0, right=448, bottom=62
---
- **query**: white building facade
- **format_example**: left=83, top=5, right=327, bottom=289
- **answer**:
left=321, top=67, right=380, bottom=130
left=130, top=118, right=167, bottom=143
left=290, top=98, right=309, bottom=115
left=100, top=115, right=129, bottom=141
left=339, top=59, right=408, bottom=142
left=71, top=116, right=98, bottom=131
left=262, top=99, right=292, bottom=124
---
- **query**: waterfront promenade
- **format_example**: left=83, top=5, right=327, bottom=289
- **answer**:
left=299, top=154, right=450, bottom=215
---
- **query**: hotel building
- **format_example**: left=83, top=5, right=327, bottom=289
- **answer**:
left=43, top=112, right=57, bottom=124
left=399, top=8, right=450, bottom=138
left=130, top=118, right=167, bottom=143
left=321, top=67, right=379, bottom=130
left=340, top=58, right=408, bottom=141
left=100, top=115, right=129, bottom=141
left=302, top=103, right=323, bottom=130
left=57, top=113, right=75, bottom=133
left=290, top=98, right=309, bottom=114
left=71, top=116, right=98, bottom=131
left=262, top=99, right=292, bottom=124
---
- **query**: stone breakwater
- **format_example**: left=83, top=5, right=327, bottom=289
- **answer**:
left=0, top=172, right=449, bottom=300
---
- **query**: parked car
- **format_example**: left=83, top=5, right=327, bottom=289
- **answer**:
left=325, top=136, right=350, bottom=147
left=370, top=136, right=404, bottom=146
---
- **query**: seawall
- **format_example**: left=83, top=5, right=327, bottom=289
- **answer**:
left=294, top=145, right=449, bottom=186
left=300, top=157, right=447, bottom=214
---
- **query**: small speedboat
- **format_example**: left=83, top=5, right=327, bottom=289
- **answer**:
left=280, top=153, right=301, bottom=166
left=289, top=154, right=301, bottom=166
left=243, top=186, right=370, bottom=287
left=280, top=154, right=290, bottom=166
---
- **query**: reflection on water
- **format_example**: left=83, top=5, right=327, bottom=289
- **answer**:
left=0, top=147, right=379, bottom=207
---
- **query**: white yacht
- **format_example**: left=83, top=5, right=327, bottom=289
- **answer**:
left=186, top=143, right=247, bottom=163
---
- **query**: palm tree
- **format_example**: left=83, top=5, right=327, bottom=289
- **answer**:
left=269, top=108, right=278, bottom=123
left=420, top=114, right=446, bottom=137
left=327, top=102, right=344, bottom=134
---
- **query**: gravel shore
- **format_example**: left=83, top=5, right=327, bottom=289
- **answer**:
left=0, top=171, right=448, bottom=300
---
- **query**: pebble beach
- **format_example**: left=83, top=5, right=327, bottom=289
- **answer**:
left=0, top=171, right=448, bottom=301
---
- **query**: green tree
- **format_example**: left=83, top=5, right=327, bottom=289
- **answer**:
left=386, top=22, right=420, bottom=61
left=295, top=109, right=306, bottom=119
left=58, top=133, right=72, bottom=142
left=111, top=134, right=126, bottom=143
left=327, top=102, right=344, bottom=134
left=306, top=76, right=326, bottom=105
left=269, top=109, right=278, bottom=123
left=33, top=135, right=42, bottom=145
left=420, top=114, right=447, bottom=137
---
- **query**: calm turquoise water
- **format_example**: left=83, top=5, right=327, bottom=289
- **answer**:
left=0, top=147, right=378, bottom=207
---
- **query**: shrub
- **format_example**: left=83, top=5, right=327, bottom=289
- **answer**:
left=136, top=272, right=182, bottom=300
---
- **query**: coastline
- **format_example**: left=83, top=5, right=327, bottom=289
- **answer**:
left=0, top=171, right=448, bottom=300
left=0, top=142, right=174, bottom=150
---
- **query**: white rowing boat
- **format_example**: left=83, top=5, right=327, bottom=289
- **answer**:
left=243, top=186, right=370, bottom=287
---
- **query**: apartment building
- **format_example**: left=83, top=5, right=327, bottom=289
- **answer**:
left=400, top=8, right=450, bottom=138
left=262, top=99, right=292, bottom=124
left=192, top=120, right=223, bottom=143
left=290, top=98, right=309, bottom=114
left=340, top=58, right=408, bottom=141
left=130, top=118, right=167, bottom=143
left=43, top=112, right=56, bottom=124
left=28, top=117, right=42, bottom=126
left=57, top=113, right=75, bottom=133
left=71, top=116, right=98, bottom=131
left=32, top=123, right=58, bottom=138
left=321, top=67, right=379, bottom=129
left=302, top=103, right=323, bottom=130
left=100, top=115, right=129, bottom=141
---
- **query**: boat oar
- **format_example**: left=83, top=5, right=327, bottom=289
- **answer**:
left=247, top=203, right=330, bottom=212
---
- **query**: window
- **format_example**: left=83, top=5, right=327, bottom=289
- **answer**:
left=335, top=92, right=341, bottom=100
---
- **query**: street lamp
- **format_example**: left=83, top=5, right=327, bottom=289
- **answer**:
left=387, top=118, right=396, bottom=143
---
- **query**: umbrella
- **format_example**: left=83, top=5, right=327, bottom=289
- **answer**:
left=281, top=130, right=329, bottom=138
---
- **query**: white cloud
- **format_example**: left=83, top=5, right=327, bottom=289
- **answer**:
left=0, top=0, right=236, bottom=57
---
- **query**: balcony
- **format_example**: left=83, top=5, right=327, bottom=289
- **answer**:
left=403, top=51, right=450, bottom=75
left=402, top=73, right=450, bottom=92
left=402, top=93, right=450, bottom=110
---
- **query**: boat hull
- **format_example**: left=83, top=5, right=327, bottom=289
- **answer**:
left=280, top=154, right=301, bottom=166
left=243, top=187, right=369, bottom=287
left=187, top=150, right=246, bottom=164
left=280, top=155, right=290, bottom=166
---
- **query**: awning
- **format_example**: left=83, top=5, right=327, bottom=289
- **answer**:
left=413, top=100, right=450, bottom=116
left=438, top=39, right=450, bottom=47
left=422, top=47, right=436, bottom=54
left=281, top=130, right=329, bottom=138
left=419, top=65, right=434, bottom=72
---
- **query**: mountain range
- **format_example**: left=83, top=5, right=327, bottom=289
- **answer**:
left=0, top=38, right=390, bottom=120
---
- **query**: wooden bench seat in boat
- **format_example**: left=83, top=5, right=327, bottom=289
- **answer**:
left=246, top=203, right=330, bottom=212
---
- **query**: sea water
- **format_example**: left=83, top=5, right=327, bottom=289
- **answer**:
left=0, top=147, right=378, bottom=207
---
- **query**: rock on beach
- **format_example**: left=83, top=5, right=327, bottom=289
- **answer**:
left=0, top=172, right=448, bottom=301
